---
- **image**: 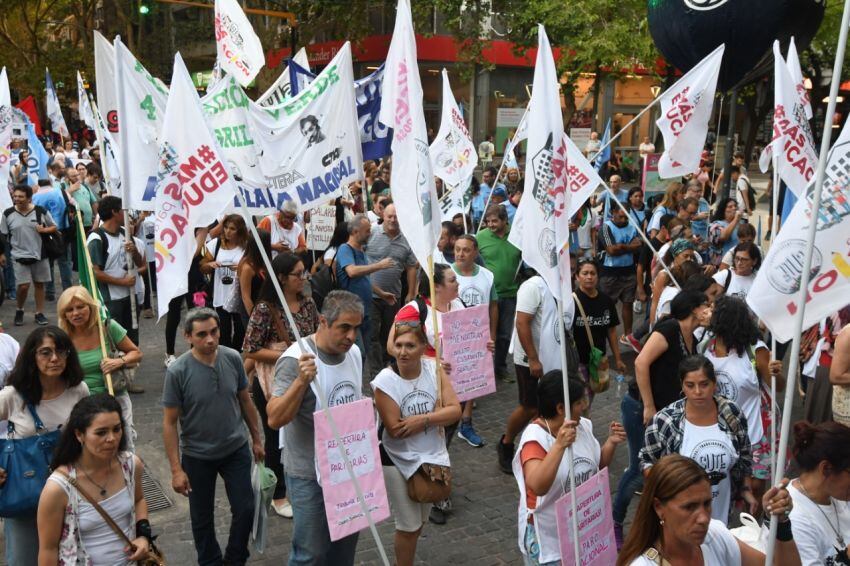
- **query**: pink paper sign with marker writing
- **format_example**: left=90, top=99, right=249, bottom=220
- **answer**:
left=440, top=304, right=496, bottom=402
left=555, top=467, right=618, bottom=566
left=313, top=398, right=390, bottom=541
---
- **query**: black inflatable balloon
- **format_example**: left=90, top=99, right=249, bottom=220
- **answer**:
left=648, top=0, right=825, bottom=90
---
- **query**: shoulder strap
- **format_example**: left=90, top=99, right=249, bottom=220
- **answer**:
left=723, top=269, right=733, bottom=293
left=26, top=403, right=46, bottom=431
left=415, top=296, right=428, bottom=326
left=54, top=469, right=135, bottom=548
left=93, top=227, right=109, bottom=257
left=34, top=205, right=43, bottom=224
left=3, top=206, right=14, bottom=218
left=214, top=237, right=222, bottom=259
left=572, top=292, right=595, bottom=347
left=261, top=301, right=289, bottom=342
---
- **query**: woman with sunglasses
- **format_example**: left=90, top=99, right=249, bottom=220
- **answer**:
left=0, top=326, right=88, bottom=565
left=640, top=355, right=756, bottom=524
left=243, top=252, right=319, bottom=519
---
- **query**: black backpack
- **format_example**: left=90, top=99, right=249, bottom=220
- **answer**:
left=741, top=177, right=757, bottom=211
left=310, top=249, right=339, bottom=311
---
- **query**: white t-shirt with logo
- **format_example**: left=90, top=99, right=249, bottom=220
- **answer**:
left=713, top=269, right=755, bottom=299
left=452, top=264, right=496, bottom=307
left=703, top=342, right=765, bottom=447
left=789, top=482, right=850, bottom=566
left=511, top=276, right=564, bottom=372
left=681, top=420, right=738, bottom=524
left=371, top=359, right=450, bottom=480
left=205, top=239, right=245, bottom=308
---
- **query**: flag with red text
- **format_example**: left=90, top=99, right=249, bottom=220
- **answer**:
left=215, top=0, right=265, bottom=88
left=430, top=69, right=477, bottom=188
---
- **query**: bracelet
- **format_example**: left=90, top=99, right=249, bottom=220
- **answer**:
left=762, top=516, right=793, bottom=541
left=135, top=519, right=153, bottom=543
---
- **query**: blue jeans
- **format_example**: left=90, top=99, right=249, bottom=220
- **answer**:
left=5, top=512, right=38, bottom=565
left=495, top=297, right=517, bottom=374
left=613, top=393, right=645, bottom=524
left=3, top=261, right=15, bottom=298
left=182, top=442, right=254, bottom=566
left=285, top=474, right=359, bottom=566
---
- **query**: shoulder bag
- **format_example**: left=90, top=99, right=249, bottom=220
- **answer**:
left=573, top=292, right=610, bottom=394
left=0, top=403, right=61, bottom=517
left=406, top=463, right=452, bottom=503
left=103, top=317, right=136, bottom=391
left=35, top=206, right=65, bottom=260
left=56, top=470, right=166, bottom=566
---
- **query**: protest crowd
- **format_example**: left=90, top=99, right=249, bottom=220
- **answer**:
left=0, top=1, right=849, bottom=565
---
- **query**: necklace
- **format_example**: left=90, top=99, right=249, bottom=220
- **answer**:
left=79, top=460, right=112, bottom=497
left=798, top=480, right=846, bottom=547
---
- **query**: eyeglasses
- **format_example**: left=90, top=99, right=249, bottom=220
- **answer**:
left=36, top=347, right=69, bottom=360
left=733, top=256, right=753, bottom=263
left=288, top=271, right=309, bottom=280
left=395, top=321, right=422, bottom=328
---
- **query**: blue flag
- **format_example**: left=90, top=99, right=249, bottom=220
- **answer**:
left=288, top=60, right=392, bottom=160
left=25, top=121, right=49, bottom=184
left=594, top=118, right=611, bottom=173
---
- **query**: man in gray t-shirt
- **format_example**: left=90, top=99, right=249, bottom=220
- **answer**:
left=162, top=308, right=263, bottom=566
left=267, top=290, right=365, bottom=565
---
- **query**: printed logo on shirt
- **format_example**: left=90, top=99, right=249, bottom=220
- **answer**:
left=690, top=439, right=730, bottom=496
left=553, top=318, right=561, bottom=344
left=460, top=286, right=486, bottom=306
left=559, top=456, right=597, bottom=495
left=327, top=381, right=358, bottom=407
left=399, top=389, right=435, bottom=418
left=714, top=370, right=739, bottom=403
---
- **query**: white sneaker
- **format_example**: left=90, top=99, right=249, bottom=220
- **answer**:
left=272, top=499, right=293, bottom=518
left=164, top=355, right=177, bottom=368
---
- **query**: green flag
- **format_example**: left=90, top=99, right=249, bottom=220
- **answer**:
left=75, top=216, right=109, bottom=321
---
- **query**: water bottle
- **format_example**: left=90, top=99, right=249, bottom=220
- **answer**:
left=615, top=373, right=626, bottom=396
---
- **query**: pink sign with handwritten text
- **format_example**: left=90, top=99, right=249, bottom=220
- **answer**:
left=441, top=304, right=496, bottom=402
left=554, top=467, right=618, bottom=566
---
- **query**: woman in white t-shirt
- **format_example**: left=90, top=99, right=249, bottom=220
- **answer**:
left=788, top=421, right=850, bottom=566
left=513, top=372, right=625, bottom=564
left=618, top=454, right=800, bottom=566
left=712, top=242, right=760, bottom=300
left=702, top=295, right=784, bottom=514
left=372, top=323, right=461, bottom=566
left=0, top=326, right=89, bottom=565
left=200, top=214, right=248, bottom=350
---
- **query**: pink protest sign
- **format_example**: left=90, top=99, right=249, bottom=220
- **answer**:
left=554, top=467, right=618, bottom=566
left=313, top=398, right=390, bottom=541
left=440, top=304, right=496, bottom=402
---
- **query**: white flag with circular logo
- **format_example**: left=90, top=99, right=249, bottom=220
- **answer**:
left=215, top=0, right=265, bottom=88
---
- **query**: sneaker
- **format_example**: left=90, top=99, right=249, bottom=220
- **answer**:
left=619, top=333, right=642, bottom=354
left=497, top=436, right=515, bottom=474
left=765, top=230, right=772, bottom=241
left=458, top=422, right=485, bottom=447
left=14, top=310, right=23, bottom=326
left=164, top=355, right=177, bottom=368
left=496, top=370, right=515, bottom=383
left=272, top=499, right=293, bottom=518
left=141, top=308, right=154, bottom=319
left=125, top=382, right=145, bottom=394
left=34, top=312, right=48, bottom=326
left=428, top=505, right=447, bottom=525
left=614, top=522, right=624, bottom=551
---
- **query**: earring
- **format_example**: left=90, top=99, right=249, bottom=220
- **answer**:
left=659, top=519, right=665, bottom=526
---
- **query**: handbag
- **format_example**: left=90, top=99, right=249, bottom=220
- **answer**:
left=406, top=463, right=452, bottom=503
left=573, top=293, right=610, bottom=394
left=223, top=271, right=247, bottom=317
left=35, top=206, right=66, bottom=260
left=103, top=317, right=136, bottom=391
left=56, top=470, right=166, bottom=566
left=0, top=403, right=61, bottom=517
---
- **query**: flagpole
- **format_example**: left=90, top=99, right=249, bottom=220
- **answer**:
left=235, top=193, right=391, bottom=566
left=711, top=95, right=724, bottom=187
left=592, top=94, right=663, bottom=163
left=765, top=0, right=850, bottom=561
left=476, top=150, right=513, bottom=232
left=427, top=255, right=444, bottom=404
left=770, top=158, right=780, bottom=483
left=76, top=207, right=114, bottom=396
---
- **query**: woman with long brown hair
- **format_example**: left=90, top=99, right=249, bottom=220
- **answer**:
left=200, top=214, right=248, bottom=350
left=618, top=454, right=801, bottom=565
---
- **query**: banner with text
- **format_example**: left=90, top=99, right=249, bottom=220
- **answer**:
left=307, top=205, right=337, bottom=250
left=214, top=0, right=265, bottom=87
left=441, top=304, right=496, bottom=402
left=555, top=467, right=617, bottom=566
left=313, top=398, right=390, bottom=541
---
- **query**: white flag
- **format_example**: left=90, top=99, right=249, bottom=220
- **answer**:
left=430, top=69, right=477, bottom=188
left=215, top=0, right=265, bottom=88
left=507, top=25, right=571, bottom=301
left=379, top=0, right=441, bottom=272
left=440, top=177, right=472, bottom=222
left=114, top=37, right=169, bottom=210
left=657, top=44, right=724, bottom=179
left=77, top=72, right=96, bottom=130
left=256, top=48, right=310, bottom=107
left=0, top=68, right=14, bottom=208
left=748, top=120, right=850, bottom=342
left=90, top=100, right=122, bottom=196
left=787, top=37, right=813, bottom=121
left=45, top=68, right=69, bottom=138
left=758, top=41, right=818, bottom=196
left=94, top=31, right=118, bottom=135
left=563, top=134, right=604, bottom=218
left=154, top=53, right=239, bottom=318
left=248, top=43, right=362, bottom=213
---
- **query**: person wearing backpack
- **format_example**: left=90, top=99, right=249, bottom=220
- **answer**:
left=36, top=163, right=72, bottom=300
left=0, top=184, right=58, bottom=327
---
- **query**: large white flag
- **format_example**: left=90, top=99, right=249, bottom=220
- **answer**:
left=94, top=31, right=118, bottom=135
left=248, top=43, right=362, bottom=213
left=154, top=53, right=239, bottom=318
left=758, top=41, right=817, bottom=196
left=0, top=68, right=14, bottom=208
left=748, top=119, right=850, bottom=342
left=45, top=69, right=69, bottom=138
left=507, top=25, right=571, bottom=301
left=256, top=48, right=310, bottom=107
left=215, top=0, right=265, bottom=88
left=657, top=44, right=724, bottom=179
left=563, top=134, right=604, bottom=218
left=114, top=38, right=169, bottom=210
left=787, top=37, right=813, bottom=121
left=430, top=69, right=477, bottom=188
left=379, top=0, right=441, bottom=272
left=77, top=72, right=96, bottom=130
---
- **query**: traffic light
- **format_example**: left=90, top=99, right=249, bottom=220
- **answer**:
left=139, top=3, right=150, bottom=14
